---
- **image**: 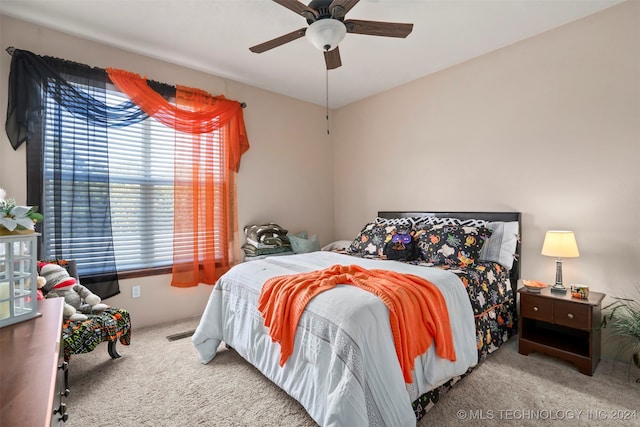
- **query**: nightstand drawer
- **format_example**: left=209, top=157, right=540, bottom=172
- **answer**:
left=520, top=295, right=552, bottom=322
left=554, top=300, right=590, bottom=329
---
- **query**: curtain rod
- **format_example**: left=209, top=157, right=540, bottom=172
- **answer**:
left=5, top=46, right=247, bottom=108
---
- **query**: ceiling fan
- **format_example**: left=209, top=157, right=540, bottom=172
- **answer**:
left=249, top=0, right=414, bottom=70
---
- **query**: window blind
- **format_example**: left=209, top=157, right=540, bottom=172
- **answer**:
left=42, top=83, right=178, bottom=274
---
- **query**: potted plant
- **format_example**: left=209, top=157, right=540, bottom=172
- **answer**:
left=602, top=288, right=640, bottom=369
left=0, top=188, right=43, bottom=234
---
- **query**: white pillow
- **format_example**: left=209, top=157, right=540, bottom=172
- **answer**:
left=479, top=221, right=519, bottom=269
left=321, top=240, right=352, bottom=251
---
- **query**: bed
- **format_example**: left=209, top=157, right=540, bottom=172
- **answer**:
left=192, top=211, right=521, bottom=426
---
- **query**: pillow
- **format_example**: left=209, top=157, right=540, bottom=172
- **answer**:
left=479, top=221, right=519, bottom=269
left=377, top=215, right=489, bottom=230
left=245, top=223, right=290, bottom=247
left=348, top=221, right=396, bottom=257
left=292, top=230, right=308, bottom=239
left=321, top=240, right=352, bottom=251
left=413, top=216, right=489, bottom=228
left=374, top=216, right=432, bottom=228
left=288, top=233, right=320, bottom=254
left=416, top=224, right=492, bottom=267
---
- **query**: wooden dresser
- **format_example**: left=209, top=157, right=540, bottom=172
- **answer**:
left=0, top=298, right=66, bottom=426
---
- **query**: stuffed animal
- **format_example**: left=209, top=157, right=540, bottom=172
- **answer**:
left=36, top=275, right=46, bottom=300
left=383, top=228, right=418, bottom=261
left=39, top=262, right=107, bottom=321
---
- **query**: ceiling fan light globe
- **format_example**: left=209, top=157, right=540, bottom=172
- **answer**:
left=306, top=19, right=346, bottom=51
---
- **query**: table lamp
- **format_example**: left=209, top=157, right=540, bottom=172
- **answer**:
left=541, top=230, right=580, bottom=294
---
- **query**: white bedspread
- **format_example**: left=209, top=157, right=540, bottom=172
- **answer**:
left=192, top=251, right=477, bottom=427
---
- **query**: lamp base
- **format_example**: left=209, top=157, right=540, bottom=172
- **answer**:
left=551, top=258, right=567, bottom=294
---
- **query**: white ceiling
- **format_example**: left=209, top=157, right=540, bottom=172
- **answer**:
left=0, top=0, right=625, bottom=108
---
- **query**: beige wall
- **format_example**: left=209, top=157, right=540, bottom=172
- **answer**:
left=0, top=15, right=335, bottom=328
left=334, top=1, right=640, bottom=302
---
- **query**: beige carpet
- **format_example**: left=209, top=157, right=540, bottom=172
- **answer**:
left=64, top=317, right=639, bottom=427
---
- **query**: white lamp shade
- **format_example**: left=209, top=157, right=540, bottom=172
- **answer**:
left=306, top=19, right=346, bottom=51
left=541, top=230, right=580, bottom=258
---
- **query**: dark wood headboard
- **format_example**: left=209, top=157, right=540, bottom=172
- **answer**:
left=377, top=211, right=522, bottom=294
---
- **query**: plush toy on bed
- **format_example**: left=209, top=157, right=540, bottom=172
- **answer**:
left=39, top=262, right=107, bottom=322
left=383, top=228, right=419, bottom=261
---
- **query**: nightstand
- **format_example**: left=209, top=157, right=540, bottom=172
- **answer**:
left=518, top=287, right=605, bottom=375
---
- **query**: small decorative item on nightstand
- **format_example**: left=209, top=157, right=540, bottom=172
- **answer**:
left=541, top=230, right=580, bottom=294
left=522, top=279, right=548, bottom=293
left=571, top=284, right=590, bottom=300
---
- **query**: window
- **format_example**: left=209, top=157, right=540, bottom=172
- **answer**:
left=41, top=81, right=226, bottom=278
left=10, top=49, right=248, bottom=296
left=41, top=82, right=180, bottom=276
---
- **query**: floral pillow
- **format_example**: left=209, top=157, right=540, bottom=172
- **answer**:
left=416, top=224, right=492, bottom=267
left=349, top=221, right=398, bottom=257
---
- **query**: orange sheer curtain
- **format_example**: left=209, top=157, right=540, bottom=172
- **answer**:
left=106, top=68, right=249, bottom=286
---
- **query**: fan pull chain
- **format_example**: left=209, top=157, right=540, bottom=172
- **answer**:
left=326, top=67, right=330, bottom=135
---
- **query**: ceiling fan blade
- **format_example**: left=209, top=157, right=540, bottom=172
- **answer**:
left=324, top=47, right=342, bottom=70
left=273, top=0, right=318, bottom=20
left=344, top=19, right=413, bottom=38
left=328, top=0, right=360, bottom=18
left=249, top=28, right=307, bottom=53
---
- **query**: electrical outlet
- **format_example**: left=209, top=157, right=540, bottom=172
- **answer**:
left=132, top=285, right=141, bottom=298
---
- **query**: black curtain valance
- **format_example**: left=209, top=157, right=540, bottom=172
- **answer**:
left=5, top=48, right=175, bottom=150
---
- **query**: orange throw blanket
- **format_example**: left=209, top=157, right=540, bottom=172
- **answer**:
left=258, top=264, right=456, bottom=383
